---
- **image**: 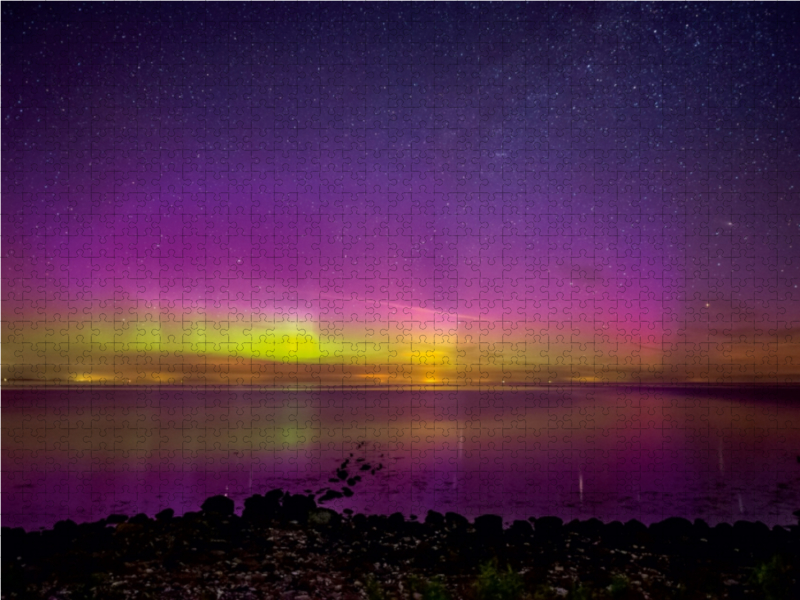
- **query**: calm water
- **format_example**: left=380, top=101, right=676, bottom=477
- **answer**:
left=2, top=386, right=799, bottom=530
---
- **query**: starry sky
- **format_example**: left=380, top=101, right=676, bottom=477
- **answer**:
left=3, top=1, right=800, bottom=388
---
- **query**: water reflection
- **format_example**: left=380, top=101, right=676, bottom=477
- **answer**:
left=2, top=385, right=799, bottom=530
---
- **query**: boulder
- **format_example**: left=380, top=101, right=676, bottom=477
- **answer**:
left=445, top=511, right=469, bottom=531
left=280, top=493, right=316, bottom=524
left=650, top=516, right=694, bottom=549
left=201, top=495, right=235, bottom=517
left=623, top=519, right=651, bottom=545
left=387, top=512, right=406, bottom=532
left=156, top=508, right=175, bottom=521
left=352, top=513, right=368, bottom=530
left=243, top=493, right=281, bottom=522
left=308, top=508, right=341, bottom=529
left=603, top=520, right=626, bottom=547
left=534, top=516, right=563, bottom=539
left=129, top=513, right=151, bottom=525
left=106, top=514, right=128, bottom=524
left=505, top=519, right=533, bottom=543
left=474, top=514, right=504, bottom=539
left=425, top=510, right=445, bottom=529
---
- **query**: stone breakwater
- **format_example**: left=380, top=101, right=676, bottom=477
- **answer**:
left=2, top=491, right=799, bottom=599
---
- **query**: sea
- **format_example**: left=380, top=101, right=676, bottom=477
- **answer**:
left=2, top=385, right=799, bottom=530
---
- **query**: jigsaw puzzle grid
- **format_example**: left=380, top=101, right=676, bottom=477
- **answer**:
left=3, top=2, right=800, bottom=529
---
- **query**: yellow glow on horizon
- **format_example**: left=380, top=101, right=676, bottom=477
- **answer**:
left=6, top=311, right=800, bottom=386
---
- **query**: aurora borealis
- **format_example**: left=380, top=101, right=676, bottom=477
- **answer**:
left=4, top=1, right=800, bottom=388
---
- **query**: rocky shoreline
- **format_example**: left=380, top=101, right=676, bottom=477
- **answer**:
left=2, top=491, right=799, bottom=600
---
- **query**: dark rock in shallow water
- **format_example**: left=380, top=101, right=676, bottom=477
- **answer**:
left=202, top=495, right=235, bottom=517
left=318, top=489, right=344, bottom=503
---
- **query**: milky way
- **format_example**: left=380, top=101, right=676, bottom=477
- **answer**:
left=4, top=2, right=800, bottom=387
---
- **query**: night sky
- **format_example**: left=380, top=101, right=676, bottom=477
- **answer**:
left=3, top=1, right=800, bottom=388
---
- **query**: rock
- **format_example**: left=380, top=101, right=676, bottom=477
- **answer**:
left=308, top=508, right=341, bottom=529
left=387, top=512, right=405, bottom=532
left=733, top=520, right=771, bottom=556
left=352, top=513, right=368, bottom=530
left=505, top=519, right=533, bottom=543
left=624, top=519, right=650, bottom=545
left=534, top=516, right=563, bottom=539
left=202, top=495, right=235, bottom=517
left=709, top=522, right=735, bottom=555
left=650, top=517, right=694, bottom=548
left=406, top=520, right=426, bottom=538
left=243, top=493, right=282, bottom=522
left=318, top=490, right=343, bottom=503
left=425, top=510, right=445, bottom=529
left=53, top=519, right=78, bottom=537
left=265, top=489, right=284, bottom=503
left=156, top=508, right=175, bottom=521
left=603, top=521, right=626, bottom=547
left=474, top=514, right=503, bottom=539
left=2, top=527, right=25, bottom=555
left=509, top=519, right=533, bottom=535
left=281, top=493, right=316, bottom=524
left=129, top=513, right=151, bottom=525
left=106, top=514, right=128, bottom=524
left=367, top=514, right=387, bottom=531
left=571, top=518, right=603, bottom=538
left=114, top=522, right=143, bottom=536
left=693, top=518, right=711, bottom=536
left=445, top=511, right=469, bottom=531
left=771, top=525, right=791, bottom=551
